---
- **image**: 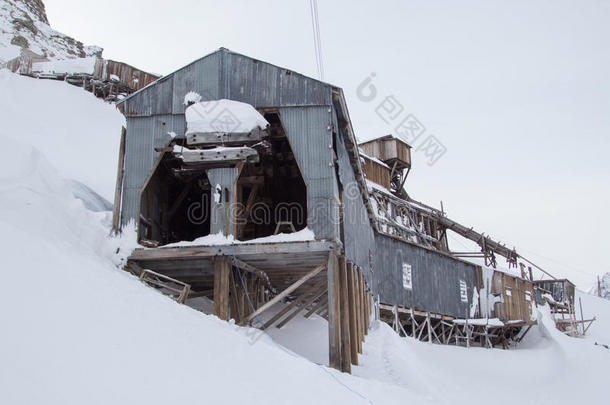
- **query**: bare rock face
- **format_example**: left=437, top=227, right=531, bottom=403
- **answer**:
left=0, top=0, right=103, bottom=63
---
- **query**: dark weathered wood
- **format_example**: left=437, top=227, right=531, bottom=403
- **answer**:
left=346, top=264, right=359, bottom=365
left=327, top=251, right=342, bottom=371
left=245, top=264, right=325, bottom=323
left=338, top=257, right=352, bottom=373
left=112, top=126, right=126, bottom=233
left=213, top=257, right=230, bottom=320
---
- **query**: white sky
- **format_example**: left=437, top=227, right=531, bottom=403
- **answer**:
left=44, top=0, right=610, bottom=289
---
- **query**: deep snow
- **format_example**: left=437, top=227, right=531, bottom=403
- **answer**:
left=0, top=71, right=609, bottom=405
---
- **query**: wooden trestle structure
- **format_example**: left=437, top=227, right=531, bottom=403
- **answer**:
left=127, top=240, right=372, bottom=373
left=379, top=304, right=530, bottom=349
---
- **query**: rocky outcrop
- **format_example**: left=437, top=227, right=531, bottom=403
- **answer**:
left=0, top=0, right=103, bottom=64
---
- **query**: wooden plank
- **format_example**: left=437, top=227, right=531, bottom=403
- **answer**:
left=338, top=257, right=352, bottom=373
left=263, top=278, right=326, bottom=329
left=354, top=265, right=363, bottom=353
left=364, top=291, right=371, bottom=335
left=245, top=264, right=325, bottom=323
left=304, top=294, right=328, bottom=318
left=327, top=251, right=342, bottom=371
left=346, top=263, right=359, bottom=365
left=130, top=240, right=334, bottom=261
left=276, top=286, right=327, bottom=329
left=111, top=126, right=126, bottom=233
left=359, top=269, right=367, bottom=340
left=213, top=256, right=230, bottom=320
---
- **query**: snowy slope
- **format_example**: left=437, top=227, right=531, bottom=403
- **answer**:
left=0, top=0, right=101, bottom=64
left=0, top=69, right=124, bottom=200
left=0, top=69, right=609, bottom=405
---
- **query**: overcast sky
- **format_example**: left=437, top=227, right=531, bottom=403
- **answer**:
left=44, top=0, right=610, bottom=288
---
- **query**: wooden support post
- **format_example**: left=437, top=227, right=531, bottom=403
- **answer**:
left=213, top=256, right=230, bottom=321
left=229, top=269, right=242, bottom=323
left=327, top=251, right=342, bottom=371
left=338, top=257, right=352, bottom=373
left=111, top=126, right=126, bottom=233
left=359, top=270, right=367, bottom=339
left=354, top=265, right=363, bottom=353
left=364, top=292, right=371, bottom=335
left=346, top=264, right=359, bottom=365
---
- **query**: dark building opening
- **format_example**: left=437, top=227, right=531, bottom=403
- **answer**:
left=235, top=111, right=307, bottom=240
left=138, top=111, right=307, bottom=245
left=139, top=152, right=211, bottom=245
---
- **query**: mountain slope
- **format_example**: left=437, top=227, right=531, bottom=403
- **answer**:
left=0, top=0, right=101, bottom=63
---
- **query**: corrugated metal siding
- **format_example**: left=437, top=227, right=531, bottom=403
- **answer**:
left=226, top=52, right=330, bottom=107
left=207, top=168, right=239, bottom=236
left=120, top=115, right=185, bottom=226
left=374, top=234, right=479, bottom=318
left=336, top=131, right=376, bottom=287
left=120, top=49, right=338, bottom=230
left=172, top=52, right=221, bottom=115
left=280, top=106, right=339, bottom=241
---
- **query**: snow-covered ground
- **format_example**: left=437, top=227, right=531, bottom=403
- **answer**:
left=0, top=70, right=609, bottom=404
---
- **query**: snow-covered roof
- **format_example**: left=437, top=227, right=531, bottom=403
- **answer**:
left=185, top=99, right=269, bottom=136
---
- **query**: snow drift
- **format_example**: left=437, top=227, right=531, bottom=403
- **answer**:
left=0, top=71, right=609, bottom=405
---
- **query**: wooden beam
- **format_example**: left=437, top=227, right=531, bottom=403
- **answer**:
left=245, top=264, right=325, bottom=323
left=359, top=270, right=367, bottom=338
left=130, top=240, right=334, bottom=261
left=187, top=289, right=214, bottom=298
left=263, top=278, right=326, bottom=329
left=276, top=286, right=327, bottom=329
left=346, top=263, right=359, bottom=365
left=112, top=126, right=126, bottom=233
left=304, top=294, right=328, bottom=318
left=354, top=265, right=363, bottom=353
left=213, top=256, right=230, bottom=320
left=338, top=257, right=352, bottom=373
left=327, top=251, right=342, bottom=371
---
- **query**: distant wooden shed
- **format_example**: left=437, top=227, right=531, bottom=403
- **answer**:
left=361, top=154, right=391, bottom=190
left=491, top=271, right=536, bottom=325
left=359, top=135, right=411, bottom=170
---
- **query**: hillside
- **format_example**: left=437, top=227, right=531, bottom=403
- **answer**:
left=0, top=69, right=609, bottom=404
left=0, top=0, right=101, bottom=64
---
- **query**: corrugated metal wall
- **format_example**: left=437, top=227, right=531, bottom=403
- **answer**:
left=120, top=115, right=185, bottom=225
left=373, top=234, right=480, bottom=318
left=336, top=131, right=376, bottom=287
left=119, top=49, right=338, bottom=234
left=207, top=168, right=239, bottom=236
left=279, top=106, right=339, bottom=241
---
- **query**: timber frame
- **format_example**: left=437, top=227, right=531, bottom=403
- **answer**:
left=127, top=239, right=372, bottom=373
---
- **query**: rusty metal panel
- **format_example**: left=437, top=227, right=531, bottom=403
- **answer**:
left=279, top=106, right=339, bottom=240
